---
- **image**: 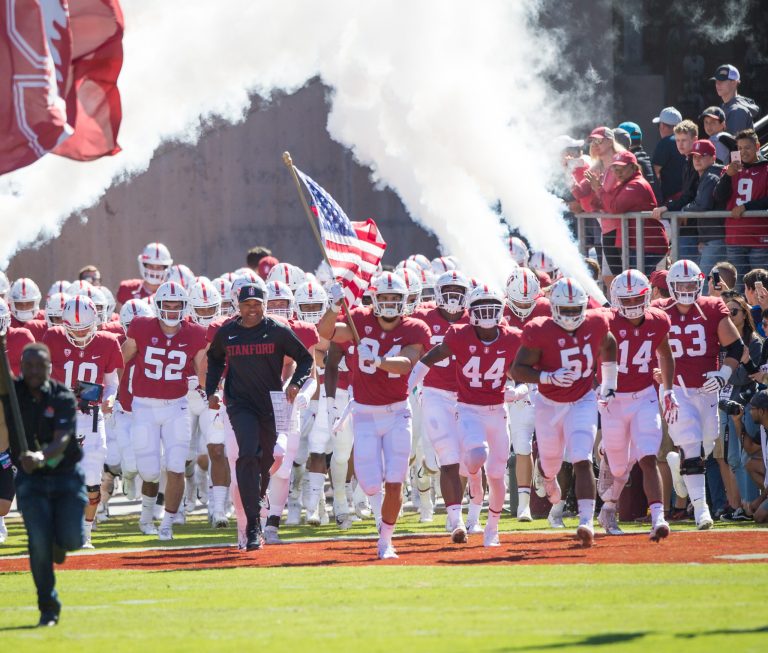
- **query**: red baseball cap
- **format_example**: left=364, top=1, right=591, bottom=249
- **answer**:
left=649, top=270, right=668, bottom=292
left=257, top=255, right=279, bottom=280
left=588, top=127, right=614, bottom=142
left=691, top=139, right=716, bottom=157
left=610, top=151, right=638, bottom=166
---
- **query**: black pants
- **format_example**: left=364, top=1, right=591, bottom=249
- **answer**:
left=0, top=449, right=15, bottom=502
left=227, top=404, right=277, bottom=524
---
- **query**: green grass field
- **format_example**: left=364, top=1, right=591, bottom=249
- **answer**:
left=1, top=565, right=766, bottom=652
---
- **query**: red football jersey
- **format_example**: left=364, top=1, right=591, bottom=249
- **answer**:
left=502, top=297, right=551, bottom=331
left=652, top=296, right=729, bottom=388
left=609, top=307, right=671, bottom=392
left=206, top=315, right=233, bottom=343
left=117, top=279, right=155, bottom=305
left=6, top=326, right=34, bottom=376
left=43, top=327, right=123, bottom=388
left=100, top=320, right=125, bottom=343
left=412, top=306, right=469, bottom=392
left=521, top=309, right=610, bottom=403
left=444, top=323, right=522, bottom=405
left=284, top=317, right=320, bottom=351
left=127, top=317, right=207, bottom=400
left=117, top=359, right=136, bottom=411
left=349, top=310, right=431, bottom=405
left=10, top=316, right=47, bottom=341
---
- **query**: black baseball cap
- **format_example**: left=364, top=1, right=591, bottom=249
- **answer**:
left=699, top=106, right=726, bottom=122
left=710, top=64, right=740, bottom=82
left=749, top=390, right=768, bottom=410
left=237, top=284, right=265, bottom=303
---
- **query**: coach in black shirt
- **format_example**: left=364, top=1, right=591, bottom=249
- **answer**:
left=3, top=343, right=86, bottom=627
left=206, top=284, right=313, bottom=550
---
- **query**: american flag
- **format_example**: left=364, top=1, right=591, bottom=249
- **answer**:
left=295, top=168, right=386, bottom=305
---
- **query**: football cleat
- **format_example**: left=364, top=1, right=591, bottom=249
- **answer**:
left=245, top=526, right=263, bottom=551
left=335, top=514, right=353, bottom=531
left=285, top=501, right=302, bottom=526
left=172, top=511, right=186, bottom=526
left=139, top=520, right=158, bottom=536
left=696, top=509, right=714, bottom=531
left=532, top=460, right=546, bottom=498
left=576, top=520, right=595, bottom=548
left=377, top=541, right=398, bottom=560
left=306, top=507, right=321, bottom=527
left=483, top=526, right=500, bottom=548
left=158, top=525, right=173, bottom=541
left=517, top=506, right=533, bottom=522
left=263, top=525, right=283, bottom=545
left=548, top=512, right=566, bottom=529
left=466, top=519, right=484, bottom=535
left=597, top=506, right=624, bottom=535
left=649, top=519, right=670, bottom=542
left=354, top=500, right=371, bottom=520
left=82, top=535, right=95, bottom=550
left=0, top=519, right=7, bottom=544
left=211, top=512, right=229, bottom=529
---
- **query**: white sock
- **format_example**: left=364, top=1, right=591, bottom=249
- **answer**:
left=160, top=510, right=175, bottom=529
left=550, top=500, right=566, bottom=517
left=268, top=476, right=290, bottom=517
left=446, top=504, right=463, bottom=530
left=577, top=499, right=596, bottom=523
left=486, top=508, right=501, bottom=532
left=379, top=520, right=395, bottom=546
left=84, top=519, right=93, bottom=538
left=649, top=502, right=665, bottom=527
left=212, top=485, right=227, bottom=514
left=306, top=472, right=325, bottom=513
left=140, top=494, right=157, bottom=523
left=467, top=501, right=482, bottom=525
left=369, top=490, right=383, bottom=525
left=682, top=473, right=706, bottom=504
left=517, top=489, right=531, bottom=512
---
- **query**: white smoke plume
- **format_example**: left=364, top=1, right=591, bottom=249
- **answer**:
left=0, top=0, right=602, bottom=299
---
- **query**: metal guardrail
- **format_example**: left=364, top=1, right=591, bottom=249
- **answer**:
left=573, top=211, right=768, bottom=270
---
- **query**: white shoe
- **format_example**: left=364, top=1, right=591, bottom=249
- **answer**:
left=377, top=541, right=398, bottom=560
left=139, top=520, right=158, bottom=536
left=576, top=520, right=594, bottom=548
left=336, top=514, right=353, bottom=531
left=285, top=502, right=301, bottom=526
left=543, top=477, right=562, bottom=504
left=264, top=525, right=283, bottom=545
left=597, top=506, right=623, bottom=535
left=95, top=502, right=110, bottom=523
left=532, top=460, right=546, bottom=498
left=172, top=511, right=186, bottom=525
left=153, top=504, right=165, bottom=522
left=123, top=475, right=137, bottom=501
left=451, top=524, right=468, bottom=544
left=306, top=507, right=321, bottom=526
left=354, top=500, right=371, bottom=520
left=318, top=499, right=330, bottom=525
left=466, top=520, right=483, bottom=535
left=483, top=526, right=500, bottom=548
left=548, top=512, right=565, bottom=529
left=419, top=505, right=434, bottom=523
left=696, top=509, right=714, bottom=531
left=517, top=506, right=533, bottom=522
left=0, top=520, right=7, bottom=544
left=82, top=536, right=95, bottom=550
left=158, top=525, right=173, bottom=541
left=211, top=512, right=229, bottom=529
left=650, top=518, right=670, bottom=542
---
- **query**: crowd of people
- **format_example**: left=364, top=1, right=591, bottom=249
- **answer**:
left=562, top=63, right=766, bottom=286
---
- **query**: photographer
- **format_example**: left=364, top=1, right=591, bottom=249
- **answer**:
left=717, top=295, right=763, bottom=521
left=2, top=343, right=85, bottom=627
left=732, top=392, right=768, bottom=523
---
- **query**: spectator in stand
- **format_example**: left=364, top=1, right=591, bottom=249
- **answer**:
left=650, top=106, right=684, bottom=204
left=733, top=392, right=768, bottom=524
left=596, top=150, right=668, bottom=278
left=743, top=269, right=768, bottom=337
left=613, top=127, right=631, bottom=150
left=710, top=64, right=760, bottom=134
left=681, top=139, right=726, bottom=277
left=649, top=270, right=670, bottom=300
left=699, top=106, right=731, bottom=164
left=559, top=135, right=601, bottom=260
left=716, top=294, right=762, bottom=521
left=707, top=261, right=737, bottom=298
left=651, top=120, right=700, bottom=262
left=618, top=121, right=658, bottom=196
left=714, top=129, right=768, bottom=282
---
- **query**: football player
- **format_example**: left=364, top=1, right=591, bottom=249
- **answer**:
left=599, top=270, right=676, bottom=541
left=115, top=242, right=173, bottom=312
left=410, top=285, right=522, bottom=546
left=8, top=278, right=47, bottom=340
left=318, top=274, right=430, bottom=559
left=43, top=296, right=123, bottom=548
left=0, top=299, right=34, bottom=381
left=121, top=281, right=208, bottom=540
left=512, top=277, right=617, bottom=547
left=652, top=259, right=743, bottom=529
left=504, top=267, right=551, bottom=522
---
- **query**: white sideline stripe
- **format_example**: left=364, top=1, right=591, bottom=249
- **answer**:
left=0, top=527, right=749, bottom=562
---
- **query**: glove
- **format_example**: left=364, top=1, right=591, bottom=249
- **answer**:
left=357, top=342, right=382, bottom=369
left=407, top=361, right=430, bottom=395
left=187, top=385, right=207, bottom=414
left=294, top=393, right=310, bottom=411
left=598, top=361, right=618, bottom=410
left=662, top=389, right=679, bottom=424
left=540, top=368, right=579, bottom=388
left=328, top=282, right=345, bottom=312
left=504, top=384, right=529, bottom=403
left=701, top=368, right=731, bottom=394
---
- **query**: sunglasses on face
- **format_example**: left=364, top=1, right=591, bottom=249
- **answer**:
left=590, top=138, right=606, bottom=146
left=729, top=308, right=743, bottom=316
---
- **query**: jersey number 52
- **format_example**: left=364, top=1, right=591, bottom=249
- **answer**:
left=144, top=347, right=188, bottom=381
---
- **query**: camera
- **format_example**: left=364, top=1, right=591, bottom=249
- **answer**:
left=718, top=399, right=742, bottom=416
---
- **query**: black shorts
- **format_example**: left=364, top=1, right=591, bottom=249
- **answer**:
left=0, top=450, right=15, bottom=502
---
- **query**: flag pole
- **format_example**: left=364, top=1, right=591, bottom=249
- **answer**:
left=282, top=151, right=360, bottom=344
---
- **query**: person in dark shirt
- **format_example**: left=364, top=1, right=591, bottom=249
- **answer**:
left=650, top=106, right=684, bottom=203
left=206, top=284, right=313, bottom=550
left=2, top=343, right=85, bottom=628
left=618, top=121, right=658, bottom=198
